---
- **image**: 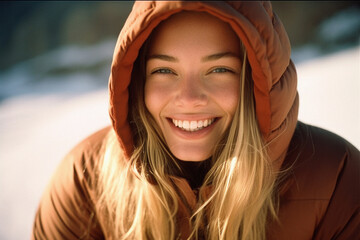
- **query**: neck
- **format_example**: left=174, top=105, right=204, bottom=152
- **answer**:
left=174, top=158, right=212, bottom=189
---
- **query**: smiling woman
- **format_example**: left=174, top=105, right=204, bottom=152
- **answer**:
left=144, top=11, right=242, bottom=162
left=32, top=1, right=360, bottom=240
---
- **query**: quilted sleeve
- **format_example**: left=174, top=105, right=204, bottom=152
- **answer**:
left=31, top=128, right=110, bottom=240
left=313, top=141, right=360, bottom=239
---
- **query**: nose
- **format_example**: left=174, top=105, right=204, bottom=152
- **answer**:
left=175, top=75, right=208, bottom=107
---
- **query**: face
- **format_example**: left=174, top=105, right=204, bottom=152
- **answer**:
left=144, top=11, right=242, bottom=162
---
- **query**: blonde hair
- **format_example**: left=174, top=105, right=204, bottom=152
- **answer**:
left=95, top=27, right=277, bottom=240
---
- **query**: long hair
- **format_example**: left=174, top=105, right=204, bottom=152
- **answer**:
left=95, top=27, right=277, bottom=240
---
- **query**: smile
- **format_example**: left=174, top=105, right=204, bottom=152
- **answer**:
left=171, top=118, right=216, bottom=132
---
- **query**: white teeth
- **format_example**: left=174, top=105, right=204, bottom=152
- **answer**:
left=183, top=121, right=189, bottom=129
left=204, top=119, right=208, bottom=127
left=171, top=118, right=215, bottom=132
left=190, top=121, right=197, bottom=129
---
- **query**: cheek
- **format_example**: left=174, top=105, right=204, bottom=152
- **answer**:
left=144, top=82, right=156, bottom=116
left=144, top=81, right=166, bottom=119
left=211, top=80, right=240, bottom=116
left=227, top=87, right=240, bottom=115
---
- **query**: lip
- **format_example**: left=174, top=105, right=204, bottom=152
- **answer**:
left=166, top=117, right=219, bottom=140
left=167, top=113, right=218, bottom=121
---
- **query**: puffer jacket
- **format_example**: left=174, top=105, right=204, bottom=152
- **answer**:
left=32, top=1, right=360, bottom=239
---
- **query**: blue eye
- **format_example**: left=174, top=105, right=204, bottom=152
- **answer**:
left=211, top=67, right=233, bottom=73
left=152, top=68, right=173, bottom=74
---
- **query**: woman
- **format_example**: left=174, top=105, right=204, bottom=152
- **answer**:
left=32, top=1, right=360, bottom=240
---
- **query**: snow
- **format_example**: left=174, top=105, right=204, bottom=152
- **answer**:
left=0, top=44, right=359, bottom=240
left=297, top=46, right=360, bottom=149
left=0, top=39, right=115, bottom=100
left=0, top=89, right=110, bottom=240
left=0, top=40, right=113, bottom=240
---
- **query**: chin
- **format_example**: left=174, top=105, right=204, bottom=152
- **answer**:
left=172, top=149, right=211, bottom=162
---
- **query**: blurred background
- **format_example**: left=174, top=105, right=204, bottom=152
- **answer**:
left=0, top=1, right=359, bottom=239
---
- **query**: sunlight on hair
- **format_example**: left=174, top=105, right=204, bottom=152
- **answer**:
left=225, top=157, right=237, bottom=189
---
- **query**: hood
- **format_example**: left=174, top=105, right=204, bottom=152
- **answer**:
left=108, top=1, right=299, bottom=167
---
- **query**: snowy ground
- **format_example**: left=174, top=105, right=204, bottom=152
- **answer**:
left=0, top=43, right=359, bottom=239
left=296, top=46, right=360, bottom=148
left=0, top=41, right=113, bottom=240
left=0, top=89, right=110, bottom=240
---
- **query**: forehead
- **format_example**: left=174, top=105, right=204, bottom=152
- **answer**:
left=147, top=11, right=240, bottom=54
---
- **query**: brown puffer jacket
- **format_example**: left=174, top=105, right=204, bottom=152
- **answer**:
left=32, top=1, right=360, bottom=239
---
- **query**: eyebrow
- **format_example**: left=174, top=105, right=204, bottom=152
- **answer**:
left=146, top=51, right=240, bottom=62
left=201, top=52, right=240, bottom=61
left=147, top=54, right=178, bottom=62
